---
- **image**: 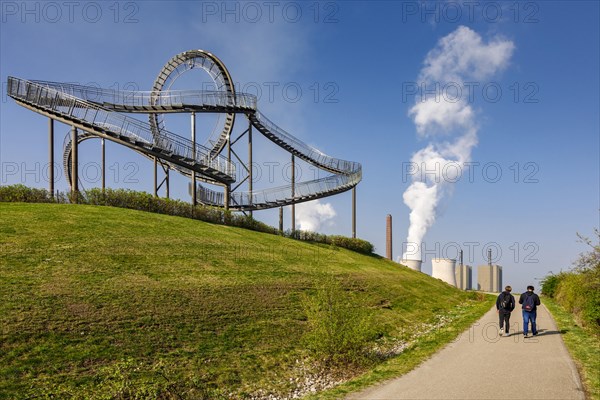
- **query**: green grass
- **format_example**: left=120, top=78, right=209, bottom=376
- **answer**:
left=304, top=296, right=492, bottom=399
left=0, top=203, right=493, bottom=398
left=543, top=296, right=600, bottom=400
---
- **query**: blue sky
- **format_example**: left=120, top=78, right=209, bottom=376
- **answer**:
left=1, top=1, right=598, bottom=292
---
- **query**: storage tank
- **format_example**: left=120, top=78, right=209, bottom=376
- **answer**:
left=399, top=258, right=422, bottom=272
left=432, top=258, right=457, bottom=287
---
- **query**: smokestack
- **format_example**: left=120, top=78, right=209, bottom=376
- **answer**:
left=459, top=249, right=463, bottom=266
left=488, top=248, right=492, bottom=266
left=386, top=214, right=392, bottom=260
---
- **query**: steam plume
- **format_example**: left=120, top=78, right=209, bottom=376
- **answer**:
left=402, top=26, right=514, bottom=260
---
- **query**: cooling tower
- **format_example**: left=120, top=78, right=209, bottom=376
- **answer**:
left=432, top=258, right=457, bottom=287
left=399, top=258, right=422, bottom=272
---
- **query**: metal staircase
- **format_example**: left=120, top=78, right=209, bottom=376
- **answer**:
left=7, top=77, right=236, bottom=185
left=7, top=49, right=361, bottom=211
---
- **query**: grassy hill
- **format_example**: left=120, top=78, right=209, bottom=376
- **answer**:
left=0, top=203, right=493, bottom=399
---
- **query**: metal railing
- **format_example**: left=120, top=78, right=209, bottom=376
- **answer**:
left=7, top=77, right=236, bottom=181
left=8, top=75, right=362, bottom=210
left=197, top=167, right=362, bottom=209
left=29, top=80, right=257, bottom=111
left=252, top=111, right=360, bottom=175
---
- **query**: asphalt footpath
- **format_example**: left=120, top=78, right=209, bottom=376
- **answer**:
left=347, top=303, right=585, bottom=400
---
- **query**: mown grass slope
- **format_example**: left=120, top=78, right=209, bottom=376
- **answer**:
left=0, top=203, right=492, bottom=398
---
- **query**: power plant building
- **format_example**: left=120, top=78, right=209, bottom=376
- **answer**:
left=477, top=264, right=502, bottom=292
left=455, top=264, right=472, bottom=290
left=492, top=265, right=503, bottom=293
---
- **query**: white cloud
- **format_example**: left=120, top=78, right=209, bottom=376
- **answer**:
left=295, top=200, right=336, bottom=232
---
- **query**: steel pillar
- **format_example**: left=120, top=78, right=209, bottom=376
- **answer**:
left=191, top=112, right=197, bottom=205
left=70, top=126, right=78, bottom=201
left=279, top=206, right=284, bottom=234
left=48, top=118, right=54, bottom=198
left=153, top=157, right=158, bottom=197
left=165, top=168, right=169, bottom=199
left=248, top=121, right=253, bottom=217
left=225, top=130, right=231, bottom=210
left=154, top=159, right=170, bottom=198
left=101, top=138, right=105, bottom=191
left=352, top=187, right=357, bottom=238
left=291, top=154, right=295, bottom=234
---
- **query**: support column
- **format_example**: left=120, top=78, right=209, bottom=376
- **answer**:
left=191, top=112, right=197, bottom=205
left=48, top=118, right=54, bottom=198
left=165, top=168, right=169, bottom=199
left=71, top=126, right=78, bottom=202
left=248, top=121, right=253, bottom=217
left=225, top=130, right=231, bottom=211
left=101, top=138, right=106, bottom=192
left=291, top=154, right=296, bottom=234
left=153, top=157, right=158, bottom=197
left=352, top=187, right=357, bottom=238
left=279, top=206, right=284, bottom=234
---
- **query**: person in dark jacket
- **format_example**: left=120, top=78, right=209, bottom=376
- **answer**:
left=519, top=285, right=541, bottom=337
left=496, top=285, right=515, bottom=336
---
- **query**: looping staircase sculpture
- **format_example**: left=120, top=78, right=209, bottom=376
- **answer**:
left=7, top=50, right=361, bottom=211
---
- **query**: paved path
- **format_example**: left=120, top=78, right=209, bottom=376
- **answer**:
left=348, top=304, right=585, bottom=400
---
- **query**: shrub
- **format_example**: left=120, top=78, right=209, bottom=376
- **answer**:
left=541, top=273, right=561, bottom=298
left=0, top=185, right=375, bottom=255
left=545, top=230, right=600, bottom=336
left=0, top=184, right=53, bottom=203
left=301, top=277, right=376, bottom=366
left=329, top=235, right=374, bottom=255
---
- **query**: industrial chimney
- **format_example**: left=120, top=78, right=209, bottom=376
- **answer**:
left=386, top=214, right=392, bottom=260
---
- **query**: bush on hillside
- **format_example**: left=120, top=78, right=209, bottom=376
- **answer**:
left=0, top=184, right=374, bottom=255
left=301, top=277, right=376, bottom=366
left=541, top=229, right=600, bottom=335
left=0, top=184, right=54, bottom=203
left=329, top=235, right=374, bottom=254
left=540, top=273, right=561, bottom=298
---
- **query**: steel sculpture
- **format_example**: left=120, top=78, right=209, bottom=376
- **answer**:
left=7, top=50, right=361, bottom=233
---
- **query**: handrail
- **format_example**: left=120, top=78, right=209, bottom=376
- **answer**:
left=7, top=77, right=236, bottom=181
left=8, top=70, right=362, bottom=211
left=251, top=111, right=360, bottom=175
left=19, top=78, right=359, bottom=177
left=31, top=80, right=258, bottom=111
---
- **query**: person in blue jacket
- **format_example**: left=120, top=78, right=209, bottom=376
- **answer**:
left=496, top=285, right=515, bottom=336
left=519, top=285, right=541, bottom=337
